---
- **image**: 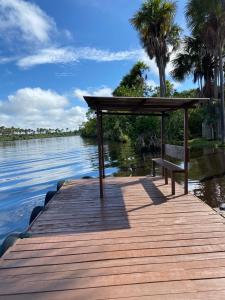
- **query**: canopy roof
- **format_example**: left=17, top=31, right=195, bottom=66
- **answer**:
left=84, top=96, right=210, bottom=114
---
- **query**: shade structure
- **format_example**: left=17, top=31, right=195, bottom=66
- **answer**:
left=84, top=96, right=210, bottom=114
left=83, top=96, right=210, bottom=198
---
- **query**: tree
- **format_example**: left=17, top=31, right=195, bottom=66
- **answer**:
left=186, top=0, right=225, bottom=143
left=80, top=61, right=160, bottom=143
left=113, top=61, right=150, bottom=97
left=131, top=0, right=181, bottom=96
left=171, top=35, right=214, bottom=97
left=152, top=80, right=175, bottom=97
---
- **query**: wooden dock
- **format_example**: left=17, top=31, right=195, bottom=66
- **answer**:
left=1, top=176, right=225, bottom=299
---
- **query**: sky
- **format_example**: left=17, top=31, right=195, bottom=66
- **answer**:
left=0, top=0, right=195, bottom=130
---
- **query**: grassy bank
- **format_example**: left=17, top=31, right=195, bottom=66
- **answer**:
left=188, top=138, right=225, bottom=149
left=0, top=133, right=78, bottom=142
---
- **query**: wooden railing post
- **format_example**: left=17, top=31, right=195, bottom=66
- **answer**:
left=161, top=113, right=165, bottom=159
left=184, top=108, right=189, bottom=194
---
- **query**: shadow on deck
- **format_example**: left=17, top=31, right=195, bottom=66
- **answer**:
left=28, top=177, right=170, bottom=236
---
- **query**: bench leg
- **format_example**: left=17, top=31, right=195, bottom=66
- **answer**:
left=165, top=168, right=168, bottom=185
left=152, top=161, right=156, bottom=177
left=162, top=167, right=165, bottom=177
left=171, top=172, right=175, bottom=195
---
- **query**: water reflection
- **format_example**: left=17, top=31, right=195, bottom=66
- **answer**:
left=189, top=148, right=225, bottom=208
left=0, top=135, right=225, bottom=244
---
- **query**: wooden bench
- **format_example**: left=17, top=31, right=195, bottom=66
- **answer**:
left=152, top=144, right=189, bottom=195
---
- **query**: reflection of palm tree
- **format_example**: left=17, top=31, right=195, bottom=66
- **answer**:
left=131, top=0, right=181, bottom=96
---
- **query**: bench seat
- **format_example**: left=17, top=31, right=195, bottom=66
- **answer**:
left=152, top=158, right=185, bottom=195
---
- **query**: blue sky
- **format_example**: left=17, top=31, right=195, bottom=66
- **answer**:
left=0, top=0, right=195, bottom=129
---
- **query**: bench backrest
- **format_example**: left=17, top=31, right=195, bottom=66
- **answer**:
left=165, top=144, right=189, bottom=161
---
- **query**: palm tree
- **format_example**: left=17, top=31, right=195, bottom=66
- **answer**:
left=171, top=35, right=214, bottom=97
left=186, top=0, right=225, bottom=143
left=131, top=0, right=181, bottom=96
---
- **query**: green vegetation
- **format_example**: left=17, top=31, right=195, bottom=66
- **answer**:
left=0, top=126, right=78, bottom=142
left=189, top=138, right=225, bottom=149
left=80, top=62, right=161, bottom=150
left=80, top=61, right=206, bottom=151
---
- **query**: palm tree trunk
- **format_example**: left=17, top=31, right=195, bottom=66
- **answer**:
left=200, top=77, right=203, bottom=95
left=219, top=46, right=225, bottom=144
left=162, top=66, right=166, bottom=96
left=159, top=64, right=164, bottom=97
left=158, top=59, right=166, bottom=97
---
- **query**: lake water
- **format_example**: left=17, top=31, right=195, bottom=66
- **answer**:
left=1, top=135, right=225, bottom=245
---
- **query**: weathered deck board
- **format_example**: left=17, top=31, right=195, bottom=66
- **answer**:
left=1, top=176, right=225, bottom=299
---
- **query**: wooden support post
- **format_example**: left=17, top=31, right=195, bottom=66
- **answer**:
left=184, top=108, right=189, bottom=194
left=165, top=168, right=168, bottom=185
left=171, top=172, right=175, bottom=195
left=161, top=113, right=165, bottom=177
left=96, top=108, right=104, bottom=199
left=100, top=112, right=105, bottom=178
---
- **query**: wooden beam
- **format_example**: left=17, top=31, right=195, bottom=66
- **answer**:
left=101, top=112, right=167, bottom=117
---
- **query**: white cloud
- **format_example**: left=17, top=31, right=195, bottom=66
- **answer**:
left=0, top=0, right=56, bottom=45
left=0, top=87, right=86, bottom=129
left=92, top=87, right=113, bottom=97
left=171, top=81, right=181, bottom=89
left=74, top=86, right=113, bottom=101
left=17, top=46, right=176, bottom=81
left=146, top=79, right=158, bottom=88
left=17, top=46, right=145, bottom=69
left=77, top=47, right=142, bottom=62
left=18, top=48, right=77, bottom=68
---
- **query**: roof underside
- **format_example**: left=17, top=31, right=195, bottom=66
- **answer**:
left=84, top=96, right=210, bottom=114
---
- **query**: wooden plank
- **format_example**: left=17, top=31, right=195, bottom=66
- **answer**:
left=3, top=244, right=225, bottom=269
left=2, top=283, right=225, bottom=300
left=3, top=256, right=225, bottom=282
left=7, top=237, right=225, bottom=260
left=27, top=224, right=225, bottom=240
left=14, top=231, right=225, bottom=251
left=29, top=218, right=223, bottom=230
left=2, top=252, right=225, bottom=277
left=3, top=267, right=225, bottom=295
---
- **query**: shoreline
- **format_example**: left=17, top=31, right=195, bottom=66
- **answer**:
left=0, top=133, right=79, bottom=142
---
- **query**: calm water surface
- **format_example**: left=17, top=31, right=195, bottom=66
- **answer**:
left=0, top=135, right=225, bottom=244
